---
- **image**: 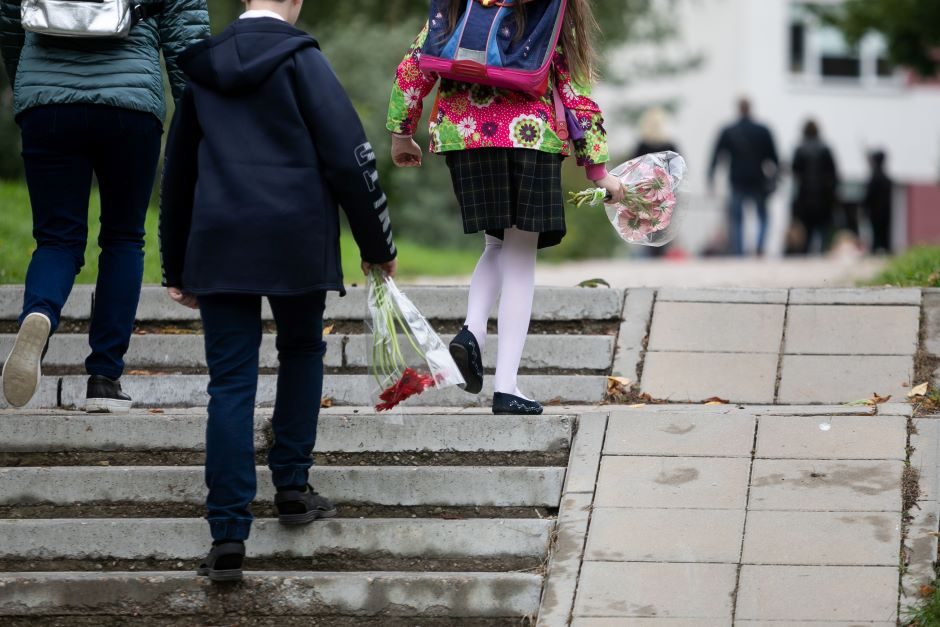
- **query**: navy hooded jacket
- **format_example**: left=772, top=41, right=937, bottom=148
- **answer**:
left=159, top=17, right=396, bottom=296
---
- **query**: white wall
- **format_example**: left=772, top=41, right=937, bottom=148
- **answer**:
left=597, top=0, right=940, bottom=254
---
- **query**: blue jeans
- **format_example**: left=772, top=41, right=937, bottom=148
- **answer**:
left=198, top=291, right=327, bottom=542
left=18, top=104, right=162, bottom=379
left=729, top=188, right=769, bottom=256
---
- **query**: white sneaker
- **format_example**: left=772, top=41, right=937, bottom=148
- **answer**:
left=2, top=312, right=51, bottom=408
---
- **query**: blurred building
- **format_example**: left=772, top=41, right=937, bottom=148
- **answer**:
left=597, top=0, right=940, bottom=255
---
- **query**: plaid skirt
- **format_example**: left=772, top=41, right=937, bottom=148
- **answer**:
left=445, top=148, right=565, bottom=249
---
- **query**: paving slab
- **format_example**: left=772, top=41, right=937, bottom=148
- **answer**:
left=0, top=410, right=573, bottom=453
left=594, top=457, right=750, bottom=509
left=737, top=622, right=896, bottom=626
left=345, top=333, right=615, bottom=371
left=0, top=465, right=565, bottom=507
left=584, top=508, right=744, bottom=563
left=741, top=510, right=900, bottom=565
left=902, top=501, right=939, bottom=599
left=777, top=355, right=913, bottom=404
left=604, top=412, right=755, bottom=457
left=0, top=376, right=58, bottom=410
left=537, top=492, right=592, bottom=627
left=641, top=352, right=778, bottom=403
left=0, top=571, right=543, bottom=617
left=925, top=291, right=940, bottom=355
left=784, top=305, right=919, bottom=355
left=789, top=287, right=921, bottom=305
left=0, top=517, right=553, bottom=561
left=573, top=620, right=727, bottom=627
left=755, top=415, right=907, bottom=460
left=878, top=402, right=914, bottom=416
left=912, top=418, right=940, bottom=502
left=647, top=302, right=785, bottom=353
left=0, top=285, right=92, bottom=320
left=656, top=287, right=788, bottom=304
left=748, top=459, right=904, bottom=512
left=564, top=413, right=607, bottom=494
left=573, top=562, right=736, bottom=618
left=735, top=565, right=898, bottom=622
left=611, top=288, right=654, bottom=380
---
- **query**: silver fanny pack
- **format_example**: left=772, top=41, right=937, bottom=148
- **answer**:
left=21, top=0, right=161, bottom=39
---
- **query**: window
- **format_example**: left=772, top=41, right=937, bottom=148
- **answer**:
left=789, top=2, right=897, bottom=85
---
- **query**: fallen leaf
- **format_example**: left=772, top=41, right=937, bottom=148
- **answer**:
left=607, top=376, right=632, bottom=394
left=868, top=392, right=891, bottom=405
left=127, top=369, right=158, bottom=376
left=320, top=397, right=333, bottom=408
left=578, top=278, right=611, bottom=289
left=920, top=583, right=937, bottom=597
left=148, top=408, right=165, bottom=414
left=908, top=382, right=929, bottom=398
left=323, top=324, right=334, bottom=336
left=133, top=329, right=148, bottom=335
left=927, top=531, right=940, bottom=538
left=629, top=403, right=647, bottom=408
left=703, top=396, right=730, bottom=405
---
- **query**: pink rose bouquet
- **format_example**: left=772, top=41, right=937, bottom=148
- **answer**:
left=570, top=151, right=687, bottom=247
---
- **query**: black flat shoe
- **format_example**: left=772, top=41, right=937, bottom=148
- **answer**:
left=449, top=326, right=484, bottom=394
left=197, top=541, right=244, bottom=582
left=275, top=485, right=337, bottom=525
left=492, top=392, right=543, bottom=415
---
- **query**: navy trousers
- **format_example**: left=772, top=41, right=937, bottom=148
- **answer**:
left=198, top=292, right=327, bottom=541
left=18, top=104, right=162, bottom=379
left=729, top=187, right=769, bottom=256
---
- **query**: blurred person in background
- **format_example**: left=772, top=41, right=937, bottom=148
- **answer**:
left=790, top=120, right=839, bottom=255
left=632, top=106, right=680, bottom=258
left=864, top=150, right=893, bottom=254
left=708, top=98, right=780, bottom=256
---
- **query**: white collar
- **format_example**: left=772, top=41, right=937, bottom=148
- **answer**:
left=240, top=9, right=286, bottom=21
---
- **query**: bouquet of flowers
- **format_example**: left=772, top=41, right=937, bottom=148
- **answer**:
left=570, top=151, right=687, bottom=247
left=367, top=270, right=464, bottom=412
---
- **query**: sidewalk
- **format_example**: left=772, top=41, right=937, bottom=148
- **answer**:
left=540, top=402, right=934, bottom=625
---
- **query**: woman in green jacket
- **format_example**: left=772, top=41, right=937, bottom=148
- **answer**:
left=0, top=0, right=209, bottom=410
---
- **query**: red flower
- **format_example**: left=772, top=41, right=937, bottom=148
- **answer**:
left=376, top=367, right=436, bottom=411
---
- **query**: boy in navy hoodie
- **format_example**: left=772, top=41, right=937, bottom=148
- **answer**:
left=160, top=0, right=397, bottom=582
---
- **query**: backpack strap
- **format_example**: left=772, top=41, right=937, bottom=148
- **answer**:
left=132, top=2, right=164, bottom=25
left=552, top=88, right=569, bottom=141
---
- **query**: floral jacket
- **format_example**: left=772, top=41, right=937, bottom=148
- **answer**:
left=386, top=24, right=609, bottom=178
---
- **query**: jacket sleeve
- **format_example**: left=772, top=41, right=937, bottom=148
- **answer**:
left=554, top=45, right=609, bottom=174
left=296, top=48, right=397, bottom=265
left=0, top=0, right=24, bottom=86
left=156, top=0, right=210, bottom=102
left=159, top=86, right=201, bottom=288
left=386, top=23, right=439, bottom=137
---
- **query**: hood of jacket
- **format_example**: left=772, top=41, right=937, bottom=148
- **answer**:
left=179, top=18, right=319, bottom=94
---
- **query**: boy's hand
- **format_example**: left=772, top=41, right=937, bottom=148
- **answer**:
left=362, top=259, right=398, bottom=278
left=167, top=287, right=198, bottom=309
left=594, top=173, right=626, bottom=204
left=391, top=134, right=422, bottom=167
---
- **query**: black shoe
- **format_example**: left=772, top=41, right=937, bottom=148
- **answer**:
left=449, top=326, right=484, bottom=395
left=275, top=485, right=337, bottom=525
left=85, top=375, right=132, bottom=413
left=492, top=392, right=543, bottom=415
left=197, top=541, right=245, bottom=582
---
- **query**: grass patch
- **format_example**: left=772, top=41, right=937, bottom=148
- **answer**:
left=0, top=180, right=478, bottom=284
left=906, top=582, right=940, bottom=626
left=870, top=246, right=940, bottom=288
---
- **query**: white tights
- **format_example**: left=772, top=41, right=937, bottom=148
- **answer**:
left=464, top=228, right=539, bottom=398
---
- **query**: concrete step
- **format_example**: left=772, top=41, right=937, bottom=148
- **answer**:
left=0, top=410, right=573, bottom=454
left=0, top=284, right=625, bottom=323
left=0, top=466, right=565, bottom=508
left=0, top=518, right=553, bottom=562
left=0, top=332, right=615, bottom=372
left=0, top=571, right=543, bottom=618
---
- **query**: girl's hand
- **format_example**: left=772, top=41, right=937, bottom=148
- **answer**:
left=595, top=173, right=625, bottom=204
left=391, top=134, right=422, bottom=167
left=167, top=287, right=198, bottom=310
left=362, top=259, right=398, bottom=278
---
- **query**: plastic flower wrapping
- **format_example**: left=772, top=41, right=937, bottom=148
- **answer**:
left=570, top=151, right=687, bottom=247
left=366, top=270, right=464, bottom=413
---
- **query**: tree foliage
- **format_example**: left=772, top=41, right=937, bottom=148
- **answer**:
left=819, top=0, right=940, bottom=77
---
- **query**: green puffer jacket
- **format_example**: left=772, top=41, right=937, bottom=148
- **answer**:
left=0, top=0, right=209, bottom=121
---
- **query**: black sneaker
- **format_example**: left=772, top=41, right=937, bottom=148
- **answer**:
left=2, top=312, right=51, bottom=408
left=449, top=326, right=484, bottom=395
left=85, top=375, right=133, bottom=413
left=492, top=392, right=543, bottom=415
left=275, top=485, right=337, bottom=525
left=196, top=541, right=244, bottom=583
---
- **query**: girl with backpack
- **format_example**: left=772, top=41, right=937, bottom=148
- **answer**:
left=387, top=0, right=622, bottom=415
